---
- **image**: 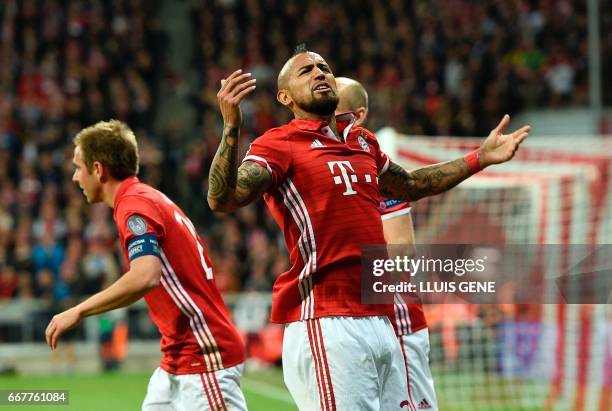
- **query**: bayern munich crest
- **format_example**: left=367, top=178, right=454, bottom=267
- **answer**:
left=358, top=136, right=370, bottom=152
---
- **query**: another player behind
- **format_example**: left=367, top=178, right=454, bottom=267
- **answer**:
left=45, top=120, right=247, bottom=411
left=336, top=77, right=438, bottom=411
left=208, top=46, right=529, bottom=411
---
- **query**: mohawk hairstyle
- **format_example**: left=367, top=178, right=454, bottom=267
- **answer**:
left=292, top=43, right=308, bottom=57
left=277, top=43, right=311, bottom=90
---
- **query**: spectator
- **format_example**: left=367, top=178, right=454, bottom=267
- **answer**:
left=0, top=265, right=18, bottom=299
left=32, top=227, right=64, bottom=277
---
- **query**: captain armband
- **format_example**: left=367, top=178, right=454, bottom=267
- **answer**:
left=127, top=233, right=160, bottom=261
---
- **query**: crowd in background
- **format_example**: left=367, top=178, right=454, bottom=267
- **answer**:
left=0, top=0, right=166, bottom=316
left=0, top=0, right=611, bottom=342
left=191, top=0, right=603, bottom=138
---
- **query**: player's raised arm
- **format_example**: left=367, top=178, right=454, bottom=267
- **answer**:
left=208, top=69, right=270, bottom=213
left=379, top=114, right=530, bottom=202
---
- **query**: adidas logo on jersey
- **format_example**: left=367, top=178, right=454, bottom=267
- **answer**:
left=310, top=139, right=326, bottom=148
left=417, top=398, right=432, bottom=409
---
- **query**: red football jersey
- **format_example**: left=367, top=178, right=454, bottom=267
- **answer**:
left=243, top=113, right=394, bottom=323
left=113, top=177, right=245, bottom=374
left=378, top=200, right=428, bottom=335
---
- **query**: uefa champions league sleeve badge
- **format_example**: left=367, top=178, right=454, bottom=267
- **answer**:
left=127, top=215, right=148, bottom=235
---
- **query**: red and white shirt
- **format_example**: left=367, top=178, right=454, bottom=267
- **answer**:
left=379, top=199, right=428, bottom=335
left=113, top=177, right=245, bottom=374
left=244, top=113, right=394, bottom=323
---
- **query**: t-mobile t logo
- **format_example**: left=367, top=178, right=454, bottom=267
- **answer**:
left=328, top=161, right=358, bottom=196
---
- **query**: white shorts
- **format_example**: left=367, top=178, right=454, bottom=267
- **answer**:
left=399, top=329, right=438, bottom=411
left=282, top=316, right=409, bottom=411
left=142, top=363, right=247, bottom=411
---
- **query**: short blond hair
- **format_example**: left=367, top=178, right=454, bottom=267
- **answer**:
left=74, top=120, right=139, bottom=180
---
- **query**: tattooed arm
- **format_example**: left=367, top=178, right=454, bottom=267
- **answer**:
left=379, top=159, right=471, bottom=202
left=380, top=114, right=531, bottom=201
left=207, top=125, right=271, bottom=212
left=207, top=69, right=269, bottom=212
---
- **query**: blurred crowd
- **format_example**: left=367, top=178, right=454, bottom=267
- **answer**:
left=0, top=0, right=166, bottom=312
left=190, top=0, right=608, bottom=138
left=0, top=0, right=611, bottom=342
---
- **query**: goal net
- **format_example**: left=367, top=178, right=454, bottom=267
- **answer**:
left=379, top=128, right=612, bottom=411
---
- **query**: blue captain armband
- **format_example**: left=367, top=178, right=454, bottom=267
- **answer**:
left=127, top=233, right=160, bottom=261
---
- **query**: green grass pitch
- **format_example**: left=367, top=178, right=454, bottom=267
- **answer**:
left=0, top=368, right=297, bottom=411
left=0, top=369, right=544, bottom=410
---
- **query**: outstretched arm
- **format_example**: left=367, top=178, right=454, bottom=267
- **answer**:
left=207, top=69, right=271, bottom=212
left=380, top=114, right=530, bottom=201
left=379, top=158, right=470, bottom=201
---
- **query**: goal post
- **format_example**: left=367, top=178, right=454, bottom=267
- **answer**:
left=378, top=129, right=611, bottom=411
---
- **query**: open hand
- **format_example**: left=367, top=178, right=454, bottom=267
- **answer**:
left=479, top=114, right=530, bottom=167
left=217, top=69, right=257, bottom=128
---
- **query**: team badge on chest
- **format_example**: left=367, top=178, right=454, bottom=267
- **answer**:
left=358, top=136, right=370, bottom=152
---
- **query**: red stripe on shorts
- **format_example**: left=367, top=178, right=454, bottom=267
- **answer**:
left=315, top=319, right=336, bottom=410
left=211, top=369, right=228, bottom=411
left=200, top=372, right=216, bottom=409
left=399, top=336, right=417, bottom=411
left=307, top=319, right=328, bottom=410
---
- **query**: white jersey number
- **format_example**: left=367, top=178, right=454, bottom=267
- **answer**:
left=174, top=210, right=213, bottom=280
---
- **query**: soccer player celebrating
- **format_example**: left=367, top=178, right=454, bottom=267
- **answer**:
left=336, top=76, right=438, bottom=411
left=209, top=47, right=529, bottom=410
left=45, top=120, right=247, bottom=411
